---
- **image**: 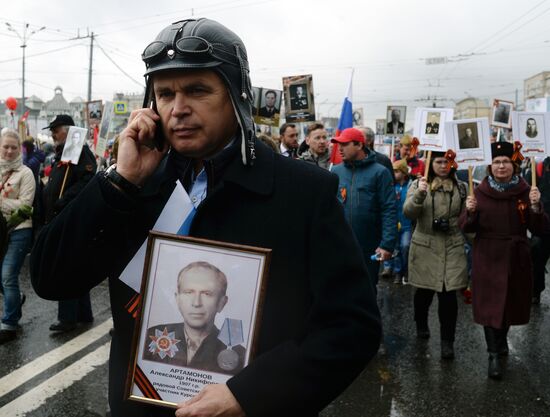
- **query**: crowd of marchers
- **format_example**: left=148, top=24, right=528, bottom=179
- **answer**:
left=0, top=18, right=548, bottom=417
left=267, top=121, right=548, bottom=381
left=0, top=114, right=548, bottom=384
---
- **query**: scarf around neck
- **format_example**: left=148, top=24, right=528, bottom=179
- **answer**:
left=488, top=175, right=519, bottom=192
left=431, top=176, right=454, bottom=192
left=0, top=155, right=22, bottom=179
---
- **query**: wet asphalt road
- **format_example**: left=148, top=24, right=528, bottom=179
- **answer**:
left=1, top=259, right=550, bottom=417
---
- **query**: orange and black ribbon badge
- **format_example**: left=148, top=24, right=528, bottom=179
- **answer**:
left=134, top=365, right=162, bottom=400
left=517, top=199, right=528, bottom=224
left=340, top=187, right=347, bottom=203
left=125, top=293, right=141, bottom=319
left=512, top=141, right=525, bottom=163
left=410, top=137, right=420, bottom=158
left=444, top=149, right=458, bottom=171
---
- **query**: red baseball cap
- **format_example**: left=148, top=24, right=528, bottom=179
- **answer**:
left=331, top=127, right=365, bottom=144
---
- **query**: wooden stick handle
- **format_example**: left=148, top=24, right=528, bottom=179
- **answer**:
left=532, top=157, right=537, bottom=187
left=424, top=150, right=432, bottom=179
left=468, top=166, right=474, bottom=196
left=58, top=164, right=71, bottom=199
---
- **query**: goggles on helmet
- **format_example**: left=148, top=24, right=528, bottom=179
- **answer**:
left=142, top=35, right=244, bottom=70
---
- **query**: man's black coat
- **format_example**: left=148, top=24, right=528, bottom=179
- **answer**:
left=31, top=140, right=381, bottom=417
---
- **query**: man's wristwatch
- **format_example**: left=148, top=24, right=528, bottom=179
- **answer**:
left=105, top=164, right=142, bottom=196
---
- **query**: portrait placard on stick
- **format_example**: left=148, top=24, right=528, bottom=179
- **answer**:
left=126, top=232, right=270, bottom=409
left=413, top=107, right=454, bottom=151
left=444, top=118, right=492, bottom=168
left=511, top=111, right=550, bottom=157
left=252, top=87, right=283, bottom=127
left=385, top=105, right=406, bottom=135
left=96, top=101, right=114, bottom=157
left=61, top=127, right=88, bottom=164
left=491, top=99, right=514, bottom=129
left=282, top=74, right=315, bottom=123
left=375, top=119, right=386, bottom=136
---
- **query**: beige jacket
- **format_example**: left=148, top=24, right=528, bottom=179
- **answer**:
left=0, top=164, right=36, bottom=230
left=403, top=178, right=468, bottom=292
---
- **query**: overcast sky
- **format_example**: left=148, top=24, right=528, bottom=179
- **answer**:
left=1, top=0, right=549, bottom=128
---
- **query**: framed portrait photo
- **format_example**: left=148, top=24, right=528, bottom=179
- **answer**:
left=251, top=86, right=261, bottom=117
left=375, top=118, right=386, bottom=136
left=60, top=126, right=88, bottom=164
left=511, top=111, right=550, bottom=157
left=253, top=87, right=283, bottom=127
left=491, top=99, right=514, bottom=128
left=444, top=118, right=492, bottom=167
left=385, top=105, right=406, bottom=135
left=282, top=74, right=316, bottom=123
left=126, top=232, right=271, bottom=409
left=413, top=107, right=454, bottom=151
left=86, top=100, right=103, bottom=127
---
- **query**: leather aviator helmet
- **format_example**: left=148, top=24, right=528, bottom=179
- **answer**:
left=142, top=18, right=256, bottom=165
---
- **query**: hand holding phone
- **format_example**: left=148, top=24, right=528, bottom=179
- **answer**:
left=115, top=106, right=167, bottom=186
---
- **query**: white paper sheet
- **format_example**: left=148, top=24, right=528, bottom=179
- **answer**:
left=118, top=181, right=193, bottom=292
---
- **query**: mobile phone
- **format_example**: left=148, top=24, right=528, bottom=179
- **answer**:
left=143, top=84, right=165, bottom=151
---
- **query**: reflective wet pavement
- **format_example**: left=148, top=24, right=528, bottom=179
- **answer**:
left=322, top=279, right=550, bottom=417
left=1, top=260, right=549, bottom=416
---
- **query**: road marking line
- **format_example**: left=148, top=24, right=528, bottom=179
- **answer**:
left=0, top=318, right=112, bottom=398
left=0, top=342, right=110, bottom=417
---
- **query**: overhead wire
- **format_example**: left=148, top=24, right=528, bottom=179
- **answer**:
left=95, top=41, right=144, bottom=88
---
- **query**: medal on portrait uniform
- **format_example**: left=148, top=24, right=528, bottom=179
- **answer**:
left=148, top=327, right=181, bottom=359
left=217, top=318, right=244, bottom=371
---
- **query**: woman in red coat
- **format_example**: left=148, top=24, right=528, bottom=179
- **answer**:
left=460, top=141, right=545, bottom=380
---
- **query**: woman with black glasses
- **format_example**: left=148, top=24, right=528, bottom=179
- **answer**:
left=460, top=141, right=545, bottom=380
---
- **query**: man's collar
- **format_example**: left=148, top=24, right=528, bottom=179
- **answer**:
left=141, top=136, right=274, bottom=197
left=222, top=138, right=274, bottom=196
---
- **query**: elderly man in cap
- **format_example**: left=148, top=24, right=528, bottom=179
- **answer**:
left=31, top=19, right=381, bottom=417
left=331, top=127, right=397, bottom=291
left=41, top=114, right=96, bottom=333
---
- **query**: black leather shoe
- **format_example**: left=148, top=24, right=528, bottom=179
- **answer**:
left=49, top=321, right=77, bottom=332
left=488, top=353, right=502, bottom=380
left=0, top=329, right=17, bottom=344
left=441, top=341, right=455, bottom=360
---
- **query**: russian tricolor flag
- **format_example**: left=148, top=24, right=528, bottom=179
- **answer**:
left=330, top=70, right=354, bottom=165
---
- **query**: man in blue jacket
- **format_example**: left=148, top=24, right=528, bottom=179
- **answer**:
left=331, top=127, right=397, bottom=290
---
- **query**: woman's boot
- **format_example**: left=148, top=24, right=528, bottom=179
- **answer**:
left=484, top=326, right=503, bottom=379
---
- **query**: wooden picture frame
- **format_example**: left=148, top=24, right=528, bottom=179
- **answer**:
left=126, top=232, right=271, bottom=409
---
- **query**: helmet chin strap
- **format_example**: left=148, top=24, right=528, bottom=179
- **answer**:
left=228, top=92, right=253, bottom=166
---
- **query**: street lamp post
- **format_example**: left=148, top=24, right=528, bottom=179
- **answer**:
left=5, top=22, right=45, bottom=117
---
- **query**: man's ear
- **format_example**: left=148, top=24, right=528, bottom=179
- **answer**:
left=305, top=135, right=311, bottom=146
left=217, top=295, right=228, bottom=312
